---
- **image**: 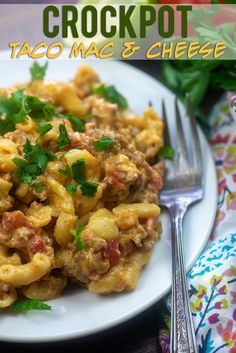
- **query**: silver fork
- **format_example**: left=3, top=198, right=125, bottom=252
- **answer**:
left=160, top=97, right=204, bottom=353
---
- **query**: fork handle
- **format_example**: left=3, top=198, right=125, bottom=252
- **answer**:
left=170, top=203, right=198, bottom=353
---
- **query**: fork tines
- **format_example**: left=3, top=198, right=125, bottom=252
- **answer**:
left=161, top=97, right=203, bottom=189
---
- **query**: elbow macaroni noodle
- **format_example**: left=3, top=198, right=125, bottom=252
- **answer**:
left=0, top=65, right=163, bottom=308
left=0, top=253, right=52, bottom=287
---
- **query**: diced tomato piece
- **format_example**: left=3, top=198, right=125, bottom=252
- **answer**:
left=102, top=239, right=120, bottom=266
left=69, top=132, right=92, bottom=150
left=2, top=211, right=27, bottom=233
left=29, top=235, right=46, bottom=255
left=107, top=170, right=128, bottom=191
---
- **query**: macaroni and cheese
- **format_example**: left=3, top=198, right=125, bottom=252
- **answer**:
left=0, top=65, right=163, bottom=308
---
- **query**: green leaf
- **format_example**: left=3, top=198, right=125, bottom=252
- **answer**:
left=70, top=221, right=85, bottom=250
left=58, top=124, right=71, bottom=150
left=0, top=90, right=57, bottom=136
left=26, top=96, right=55, bottom=122
left=12, top=157, right=33, bottom=184
left=157, top=146, right=175, bottom=160
left=94, top=85, right=128, bottom=109
left=13, top=139, right=55, bottom=185
left=58, top=164, right=72, bottom=178
left=218, top=77, right=236, bottom=90
left=162, top=62, right=180, bottom=90
left=38, top=123, right=52, bottom=137
left=64, top=114, right=85, bottom=133
left=65, top=183, right=77, bottom=194
left=71, top=159, right=86, bottom=185
left=180, top=71, right=200, bottom=92
left=189, top=73, right=210, bottom=108
left=198, top=329, right=214, bottom=353
left=11, top=90, right=31, bottom=123
left=93, top=135, right=116, bottom=152
left=34, top=181, right=44, bottom=194
left=58, top=160, right=87, bottom=186
left=80, top=181, right=98, bottom=197
left=0, top=114, right=15, bottom=135
left=30, top=62, right=48, bottom=82
left=11, top=299, right=51, bottom=312
left=23, top=139, right=55, bottom=170
left=189, top=7, right=219, bottom=29
left=187, top=61, right=220, bottom=72
left=0, top=90, right=29, bottom=135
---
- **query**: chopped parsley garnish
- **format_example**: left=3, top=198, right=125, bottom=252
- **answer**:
left=34, top=181, right=44, bottom=194
left=0, top=90, right=56, bottom=135
left=58, top=123, right=71, bottom=150
left=93, top=135, right=116, bottom=152
left=71, top=160, right=86, bottom=185
left=58, top=160, right=86, bottom=184
left=70, top=221, right=85, bottom=250
left=11, top=299, right=51, bottom=312
left=27, top=96, right=55, bottom=122
left=58, top=164, right=72, bottom=178
left=0, top=86, right=91, bottom=137
left=38, top=123, right=52, bottom=137
left=13, top=139, right=55, bottom=185
left=64, top=114, right=85, bottom=133
left=58, top=160, right=98, bottom=197
left=94, top=85, right=128, bottom=109
left=12, top=158, right=32, bottom=184
left=30, top=62, right=48, bottom=82
left=0, top=90, right=30, bottom=135
left=157, top=146, right=175, bottom=160
left=65, top=183, right=77, bottom=194
left=11, top=90, right=31, bottom=123
left=80, top=181, right=98, bottom=197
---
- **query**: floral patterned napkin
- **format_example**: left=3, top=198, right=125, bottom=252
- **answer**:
left=159, top=97, right=236, bottom=353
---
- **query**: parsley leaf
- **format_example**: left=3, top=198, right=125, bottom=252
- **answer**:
left=64, top=114, right=85, bottom=133
left=93, top=135, right=116, bottom=152
left=13, top=139, right=55, bottom=185
left=0, top=88, right=90, bottom=137
left=71, top=160, right=86, bottom=185
left=0, top=114, right=15, bottom=136
left=11, top=90, right=31, bottom=123
left=38, top=123, right=52, bottom=137
left=0, top=90, right=30, bottom=135
left=23, top=139, right=55, bottom=170
left=70, top=221, right=85, bottom=250
left=65, top=183, right=77, bottom=194
left=26, top=96, right=55, bottom=122
left=58, top=124, right=71, bottom=150
left=80, top=181, right=98, bottom=197
left=0, top=90, right=56, bottom=135
left=34, top=181, right=44, bottom=194
left=58, top=164, right=72, bottom=178
left=30, top=62, right=48, bottom=82
left=11, top=299, right=51, bottom=312
left=12, top=157, right=33, bottom=184
left=58, top=160, right=86, bottom=185
left=94, top=85, right=128, bottom=109
left=157, top=146, right=175, bottom=160
left=58, top=160, right=97, bottom=197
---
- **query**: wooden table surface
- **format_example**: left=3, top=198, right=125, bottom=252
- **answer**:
left=0, top=3, right=166, bottom=353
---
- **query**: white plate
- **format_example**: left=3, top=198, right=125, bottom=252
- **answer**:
left=0, top=58, right=217, bottom=343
